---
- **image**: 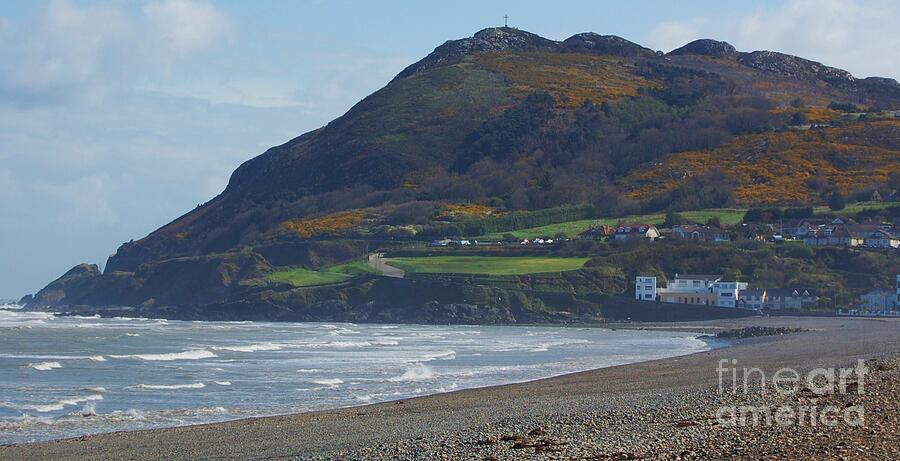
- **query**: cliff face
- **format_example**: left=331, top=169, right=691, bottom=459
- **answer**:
left=24, top=28, right=900, bottom=317
left=32, top=253, right=272, bottom=309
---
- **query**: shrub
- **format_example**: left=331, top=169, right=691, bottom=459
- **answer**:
left=828, top=191, right=847, bottom=211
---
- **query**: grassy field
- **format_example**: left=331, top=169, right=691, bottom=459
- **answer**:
left=478, top=208, right=747, bottom=240
left=263, top=260, right=376, bottom=287
left=385, top=256, right=589, bottom=275
left=323, top=260, right=379, bottom=276
left=477, top=202, right=895, bottom=240
left=265, top=267, right=351, bottom=287
left=812, top=201, right=894, bottom=215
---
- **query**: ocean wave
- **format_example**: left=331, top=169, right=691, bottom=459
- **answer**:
left=132, top=382, right=205, bottom=390
left=388, top=363, right=434, bottom=382
left=296, top=368, right=322, bottom=373
left=527, top=340, right=590, bottom=352
left=81, top=402, right=97, bottom=417
left=305, top=340, right=383, bottom=349
left=111, top=349, right=216, bottom=361
left=0, top=303, right=22, bottom=310
left=211, top=342, right=287, bottom=353
left=309, top=378, right=343, bottom=387
left=214, top=381, right=232, bottom=386
left=15, top=394, right=104, bottom=413
left=4, top=354, right=107, bottom=364
left=421, top=350, right=456, bottom=361
left=28, top=361, right=62, bottom=371
left=0, top=310, right=55, bottom=328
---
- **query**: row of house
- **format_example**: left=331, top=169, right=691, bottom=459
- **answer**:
left=796, top=220, right=899, bottom=249
left=856, top=275, right=900, bottom=315
left=608, top=223, right=729, bottom=242
left=582, top=217, right=899, bottom=249
left=637, top=273, right=900, bottom=313
left=635, top=274, right=819, bottom=310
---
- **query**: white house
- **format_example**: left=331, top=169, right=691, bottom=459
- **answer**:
left=859, top=289, right=896, bottom=314
left=738, top=289, right=767, bottom=309
left=713, top=281, right=750, bottom=308
left=863, top=230, right=899, bottom=249
left=635, top=276, right=657, bottom=301
left=765, top=289, right=818, bottom=310
left=656, top=274, right=722, bottom=306
left=671, top=225, right=730, bottom=242
left=614, top=224, right=660, bottom=242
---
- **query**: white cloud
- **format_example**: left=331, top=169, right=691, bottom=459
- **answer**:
left=4, top=0, right=133, bottom=103
left=33, top=175, right=117, bottom=225
left=151, top=78, right=312, bottom=108
left=0, top=0, right=232, bottom=106
left=646, top=0, right=900, bottom=80
left=143, top=0, right=233, bottom=58
left=646, top=18, right=706, bottom=52
left=734, top=0, right=900, bottom=79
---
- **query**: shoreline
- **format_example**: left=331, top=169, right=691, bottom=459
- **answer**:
left=3, top=316, right=898, bottom=460
left=0, top=321, right=721, bottom=445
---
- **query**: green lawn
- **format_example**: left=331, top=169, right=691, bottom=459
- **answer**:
left=322, top=260, right=379, bottom=276
left=263, top=260, right=376, bottom=287
left=478, top=208, right=747, bottom=240
left=477, top=202, right=896, bottom=240
left=385, top=256, right=589, bottom=275
left=265, top=267, right=351, bottom=287
left=813, top=201, right=894, bottom=215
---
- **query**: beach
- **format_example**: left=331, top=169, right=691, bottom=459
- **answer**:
left=3, top=316, right=898, bottom=460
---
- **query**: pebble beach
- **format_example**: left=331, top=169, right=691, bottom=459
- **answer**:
left=3, top=316, right=898, bottom=460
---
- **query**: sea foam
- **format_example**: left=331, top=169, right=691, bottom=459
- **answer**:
left=26, top=394, right=104, bottom=413
left=28, top=361, right=62, bottom=371
left=212, top=343, right=286, bottom=353
left=388, top=363, right=435, bottom=382
left=111, top=349, right=216, bottom=361
left=133, top=383, right=206, bottom=390
left=309, top=378, right=343, bottom=387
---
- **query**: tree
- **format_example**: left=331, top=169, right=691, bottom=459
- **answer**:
left=789, top=111, right=808, bottom=125
left=663, top=211, right=686, bottom=227
left=706, top=217, right=722, bottom=228
left=828, top=191, right=847, bottom=211
left=723, top=267, right=743, bottom=282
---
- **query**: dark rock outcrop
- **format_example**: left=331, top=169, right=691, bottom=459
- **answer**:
left=738, top=50, right=855, bottom=84
left=561, top=33, right=655, bottom=57
left=28, top=253, right=272, bottom=310
left=394, top=27, right=559, bottom=80
left=668, top=39, right=738, bottom=58
left=29, top=264, right=102, bottom=306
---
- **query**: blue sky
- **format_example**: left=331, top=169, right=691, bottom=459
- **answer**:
left=2, top=0, right=899, bottom=298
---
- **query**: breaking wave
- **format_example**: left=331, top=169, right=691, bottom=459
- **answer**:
left=8, top=394, right=104, bottom=413
left=132, top=383, right=206, bottom=390
left=212, top=343, right=287, bottom=353
left=388, top=363, right=435, bottom=382
left=309, top=378, right=343, bottom=387
left=28, top=361, right=62, bottom=371
left=111, top=349, right=216, bottom=361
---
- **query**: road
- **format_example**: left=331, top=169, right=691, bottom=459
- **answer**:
left=367, top=253, right=405, bottom=278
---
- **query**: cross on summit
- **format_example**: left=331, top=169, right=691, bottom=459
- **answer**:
left=504, top=15, right=508, bottom=27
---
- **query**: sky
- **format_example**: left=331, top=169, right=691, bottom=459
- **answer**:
left=2, top=0, right=900, bottom=299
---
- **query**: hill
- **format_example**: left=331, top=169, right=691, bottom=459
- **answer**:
left=23, top=27, right=900, bottom=318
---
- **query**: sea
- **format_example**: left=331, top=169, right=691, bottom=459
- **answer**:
left=0, top=303, right=719, bottom=444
